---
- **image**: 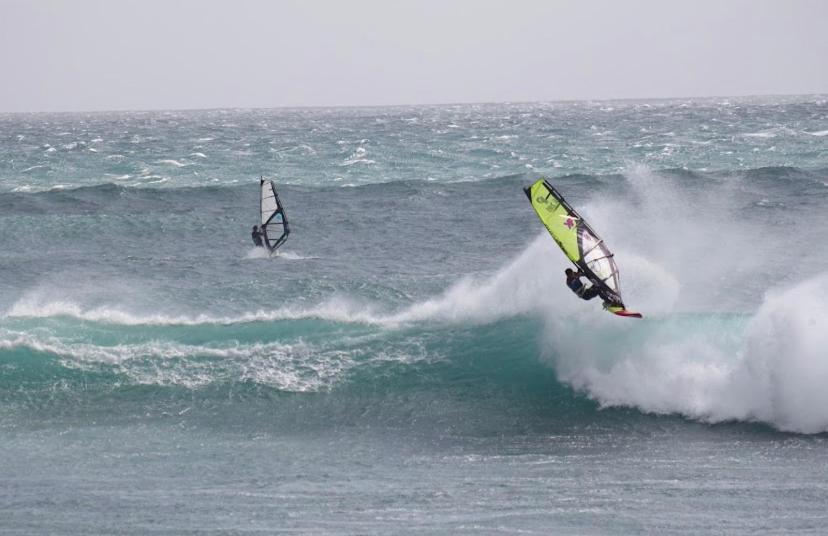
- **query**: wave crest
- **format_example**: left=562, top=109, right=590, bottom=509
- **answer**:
left=550, top=272, right=828, bottom=434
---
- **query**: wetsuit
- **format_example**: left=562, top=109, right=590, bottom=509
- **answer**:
left=566, top=273, right=602, bottom=301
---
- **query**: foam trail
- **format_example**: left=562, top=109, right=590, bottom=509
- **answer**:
left=276, top=251, right=319, bottom=261
left=0, top=330, right=355, bottom=392
left=244, top=248, right=317, bottom=260
left=4, top=297, right=377, bottom=326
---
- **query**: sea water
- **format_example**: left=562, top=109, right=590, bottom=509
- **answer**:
left=1, top=96, right=828, bottom=534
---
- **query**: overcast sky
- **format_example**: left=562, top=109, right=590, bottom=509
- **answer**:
left=1, top=0, right=826, bottom=112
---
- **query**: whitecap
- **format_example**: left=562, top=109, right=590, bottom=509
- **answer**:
left=155, top=159, right=189, bottom=167
left=245, top=247, right=319, bottom=261
left=0, top=331, right=354, bottom=392
left=743, top=131, right=776, bottom=138
left=341, top=147, right=375, bottom=166
left=20, top=165, right=47, bottom=173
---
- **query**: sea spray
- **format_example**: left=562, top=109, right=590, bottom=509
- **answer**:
left=727, top=273, right=828, bottom=433
left=543, top=273, right=828, bottom=434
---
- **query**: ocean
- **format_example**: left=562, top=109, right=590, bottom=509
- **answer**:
left=1, top=95, right=828, bottom=534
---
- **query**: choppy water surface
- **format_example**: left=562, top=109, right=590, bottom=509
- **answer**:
left=2, top=96, right=828, bottom=534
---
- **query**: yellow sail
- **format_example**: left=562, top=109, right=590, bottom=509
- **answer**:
left=524, top=179, right=624, bottom=307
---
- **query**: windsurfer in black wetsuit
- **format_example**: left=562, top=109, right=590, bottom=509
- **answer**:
left=251, top=225, right=264, bottom=247
left=564, top=268, right=602, bottom=301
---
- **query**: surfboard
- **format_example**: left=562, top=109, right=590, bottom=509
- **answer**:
left=260, top=177, right=290, bottom=254
left=524, top=179, right=642, bottom=319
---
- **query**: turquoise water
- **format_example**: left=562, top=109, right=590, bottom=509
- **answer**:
left=2, top=96, right=828, bottom=533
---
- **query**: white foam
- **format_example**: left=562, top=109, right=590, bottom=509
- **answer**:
left=20, top=165, right=47, bottom=173
left=244, top=247, right=271, bottom=259
left=276, top=250, right=318, bottom=261
left=725, top=274, right=828, bottom=432
left=388, top=234, right=567, bottom=325
left=243, top=248, right=316, bottom=261
left=544, top=272, right=828, bottom=434
left=742, top=131, right=776, bottom=138
left=5, top=291, right=386, bottom=327
left=0, top=330, right=354, bottom=392
left=7, top=299, right=221, bottom=326
left=604, top=163, right=766, bottom=311
left=341, top=147, right=375, bottom=166
left=155, top=159, right=189, bottom=167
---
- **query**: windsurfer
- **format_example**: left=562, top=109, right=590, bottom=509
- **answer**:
left=251, top=225, right=264, bottom=247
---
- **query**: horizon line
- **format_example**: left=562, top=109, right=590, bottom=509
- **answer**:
left=2, top=91, right=826, bottom=116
